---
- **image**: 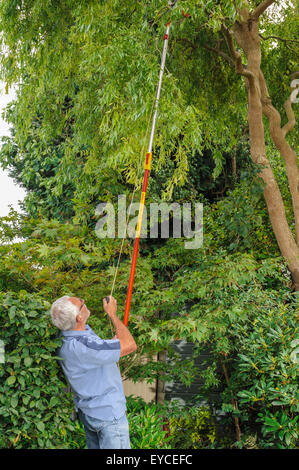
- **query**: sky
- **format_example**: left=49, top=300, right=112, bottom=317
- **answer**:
left=0, top=82, right=26, bottom=217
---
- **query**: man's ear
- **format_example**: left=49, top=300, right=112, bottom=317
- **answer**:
left=76, top=314, right=83, bottom=323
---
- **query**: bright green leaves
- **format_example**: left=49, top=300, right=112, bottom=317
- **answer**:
left=127, top=400, right=171, bottom=449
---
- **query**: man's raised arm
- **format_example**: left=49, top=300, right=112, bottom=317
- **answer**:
left=103, top=296, right=137, bottom=357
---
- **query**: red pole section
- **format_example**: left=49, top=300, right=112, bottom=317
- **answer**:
left=123, top=153, right=152, bottom=326
left=123, top=237, right=140, bottom=326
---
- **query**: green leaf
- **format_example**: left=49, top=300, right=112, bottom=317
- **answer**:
left=278, top=429, right=285, bottom=440
left=37, top=438, right=44, bottom=447
left=9, top=306, right=17, bottom=320
left=24, top=357, right=33, bottom=367
left=49, top=397, right=59, bottom=407
left=23, top=396, right=30, bottom=405
left=285, top=433, right=291, bottom=446
left=33, top=389, right=40, bottom=399
left=6, top=375, right=16, bottom=386
left=18, top=376, right=25, bottom=387
left=36, top=422, right=45, bottom=433
left=10, top=397, right=18, bottom=408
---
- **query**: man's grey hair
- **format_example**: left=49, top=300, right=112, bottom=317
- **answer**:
left=50, top=296, right=79, bottom=331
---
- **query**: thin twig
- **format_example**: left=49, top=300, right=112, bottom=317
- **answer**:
left=259, top=34, right=299, bottom=44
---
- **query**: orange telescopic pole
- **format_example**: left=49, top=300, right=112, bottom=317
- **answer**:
left=123, top=152, right=152, bottom=326
left=123, top=22, right=171, bottom=326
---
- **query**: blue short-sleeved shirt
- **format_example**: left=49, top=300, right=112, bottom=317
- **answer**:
left=58, top=324, right=126, bottom=420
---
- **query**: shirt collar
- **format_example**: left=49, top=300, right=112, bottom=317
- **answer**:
left=62, top=324, right=91, bottom=336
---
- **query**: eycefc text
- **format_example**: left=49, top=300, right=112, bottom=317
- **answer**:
left=151, top=455, right=192, bottom=465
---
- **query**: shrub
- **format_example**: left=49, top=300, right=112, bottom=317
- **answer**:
left=126, top=396, right=216, bottom=449
left=0, top=290, right=79, bottom=448
left=166, top=403, right=216, bottom=449
left=126, top=396, right=171, bottom=449
left=222, top=301, right=299, bottom=448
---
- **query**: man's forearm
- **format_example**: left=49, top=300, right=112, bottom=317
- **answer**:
left=110, top=314, right=137, bottom=354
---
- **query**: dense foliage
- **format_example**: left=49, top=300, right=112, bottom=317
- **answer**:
left=0, top=0, right=298, bottom=449
left=0, top=291, right=79, bottom=448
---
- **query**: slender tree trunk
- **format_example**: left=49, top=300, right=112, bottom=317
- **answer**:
left=221, top=357, right=242, bottom=442
left=156, top=350, right=166, bottom=404
left=232, top=146, right=237, bottom=179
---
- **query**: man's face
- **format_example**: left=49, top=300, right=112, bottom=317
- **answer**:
left=69, top=297, right=90, bottom=323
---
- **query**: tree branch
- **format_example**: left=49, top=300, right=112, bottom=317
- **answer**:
left=203, top=44, right=235, bottom=66
left=259, top=33, right=299, bottom=51
left=235, top=53, right=254, bottom=80
left=259, top=70, right=299, bottom=245
left=221, top=24, right=238, bottom=60
left=259, top=34, right=299, bottom=44
left=221, top=24, right=255, bottom=82
left=252, top=0, right=276, bottom=20
left=282, top=97, right=296, bottom=137
left=176, top=37, right=198, bottom=51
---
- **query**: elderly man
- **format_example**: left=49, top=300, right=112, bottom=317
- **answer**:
left=50, top=294, right=137, bottom=449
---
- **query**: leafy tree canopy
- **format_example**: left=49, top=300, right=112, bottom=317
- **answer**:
left=0, top=0, right=297, bottom=216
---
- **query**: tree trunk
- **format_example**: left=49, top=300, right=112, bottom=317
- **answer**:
left=232, top=146, right=237, bottom=179
left=258, top=70, right=299, bottom=244
left=156, top=350, right=166, bottom=404
left=232, top=9, right=299, bottom=291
